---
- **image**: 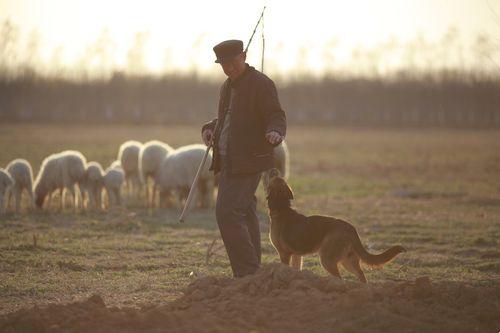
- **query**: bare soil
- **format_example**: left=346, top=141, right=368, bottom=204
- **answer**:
left=1, top=263, right=498, bottom=333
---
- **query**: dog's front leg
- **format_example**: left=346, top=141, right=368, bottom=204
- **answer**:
left=291, top=255, right=303, bottom=270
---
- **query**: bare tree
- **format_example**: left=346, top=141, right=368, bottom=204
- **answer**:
left=127, top=31, right=150, bottom=75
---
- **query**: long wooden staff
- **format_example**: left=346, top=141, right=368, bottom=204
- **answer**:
left=178, top=144, right=212, bottom=223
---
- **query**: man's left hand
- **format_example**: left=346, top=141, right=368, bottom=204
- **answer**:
left=266, top=131, right=283, bottom=145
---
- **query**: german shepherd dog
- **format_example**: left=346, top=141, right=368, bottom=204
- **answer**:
left=265, top=169, right=405, bottom=282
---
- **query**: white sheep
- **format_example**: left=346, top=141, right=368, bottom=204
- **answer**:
left=34, top=150, right=87, bottom=212
left=262, top=141, right=290, bottom=194
left=0, top=169, right=14, bottom=215
left=82, top=161, right=104, bottom=211
left=117, top=141, right=142, bottom=197
left=139, top=140, right=174, bottom=208
left=104, top=166, right=124, bottom=208
left=157, top=144, right=214, bottom=209
left=110, top=160, right=122, bottom=170
left=5, top=159, right=34, bottom=213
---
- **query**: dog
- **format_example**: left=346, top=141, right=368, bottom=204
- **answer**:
left=265, top=168, right=405, bottom=282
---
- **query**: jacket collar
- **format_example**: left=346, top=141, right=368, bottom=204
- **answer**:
left=228, top=64, right=254, bottom=89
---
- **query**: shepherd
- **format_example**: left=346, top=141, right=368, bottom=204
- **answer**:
left=201, top=39, right=287, bottom=277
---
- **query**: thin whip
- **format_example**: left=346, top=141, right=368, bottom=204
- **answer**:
left=245, top=6, right=266, bottom=54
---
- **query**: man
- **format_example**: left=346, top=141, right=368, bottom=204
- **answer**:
left=201, top=39, right=286, bottom=277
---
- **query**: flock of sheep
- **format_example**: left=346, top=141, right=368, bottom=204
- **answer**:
left=0, top=140, right=289, bottom=216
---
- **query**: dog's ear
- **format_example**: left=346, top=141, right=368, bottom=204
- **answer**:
left=281, top=181, right=294, bottom=200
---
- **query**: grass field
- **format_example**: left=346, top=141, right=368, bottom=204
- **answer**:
left=0, top=124, right=499, bottom=316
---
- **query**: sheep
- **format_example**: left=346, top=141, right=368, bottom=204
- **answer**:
left=117, top=141, right=142, bottom=197
left=0, top=169, right=14, bottom=216
left=33, top=150, right=87, bottom=212
left=104, top=165, right=124, bottom=208
left=110, top=160, right=122, bottom=170
left=157, top=144, right=214, bottom=210
left=139, top=140, right=174, bottom=208
left=82, top=161, right=104, bottom=211
left=262, top=141, right=290, bottom=194
left=5, top=159, right=34, bottom=213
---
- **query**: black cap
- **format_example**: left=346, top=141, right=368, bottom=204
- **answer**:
left=213, top=39, right=244, bottom=64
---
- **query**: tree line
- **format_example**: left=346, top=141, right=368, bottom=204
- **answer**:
left=1, top=70, right=499, bottom=127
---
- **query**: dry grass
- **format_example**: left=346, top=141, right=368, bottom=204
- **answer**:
left=0, top=124, right=499, bottom=314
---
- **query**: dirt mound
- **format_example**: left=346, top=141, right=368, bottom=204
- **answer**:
left=1, top=264, right=498, bottom=333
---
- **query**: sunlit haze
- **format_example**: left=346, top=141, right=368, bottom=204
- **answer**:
left=1, top=0, right=499, bottom=77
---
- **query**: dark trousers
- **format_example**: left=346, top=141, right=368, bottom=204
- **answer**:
left=215, top=155, right=262, bottom=277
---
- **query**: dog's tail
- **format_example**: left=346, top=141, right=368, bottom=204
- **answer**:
left=349, top=227, right=406, bottom=267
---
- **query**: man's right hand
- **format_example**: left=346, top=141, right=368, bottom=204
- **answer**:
left=202, top=129, right=214, bottom=147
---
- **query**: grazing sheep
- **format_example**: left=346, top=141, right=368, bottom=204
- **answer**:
left=117, top=141, right=142, bottom=197
left=139, top=140, right=174, bottom=208
left=0, top=169, right=14, bottom=215
left=82, top=161, right=104, bottom=211
left=157, top=144, right=214, bottom=209
left=262, top=141, right=290, bottom=194
left=34, top=150, right=87, bottom=212
left=104, top=166, right=124, bottom=208
left=6, top=159, right=34, bottom=213
left=110, top=160, right=122, bottom=170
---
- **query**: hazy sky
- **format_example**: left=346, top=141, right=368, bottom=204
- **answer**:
left=1, top=0, right=499, bottom=76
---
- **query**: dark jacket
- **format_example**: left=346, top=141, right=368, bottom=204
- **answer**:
left=202, top=64, right=286, bottom=175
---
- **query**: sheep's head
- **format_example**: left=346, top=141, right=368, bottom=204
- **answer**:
left=0, top=171, right=13, bottom=193
left=0, top=172, right=13, bottom=213
left=34, top=183, right=46, bottom=208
